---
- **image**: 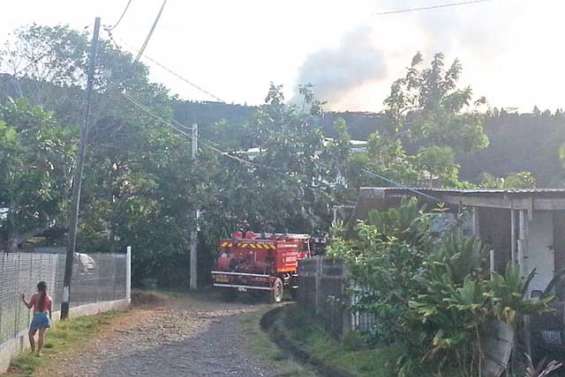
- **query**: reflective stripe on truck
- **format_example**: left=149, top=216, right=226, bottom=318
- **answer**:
left=213, top=283, right=273, bottom=291
left=211, top=271, right=272, bottom=278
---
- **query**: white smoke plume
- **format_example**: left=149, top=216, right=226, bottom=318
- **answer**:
left=295, top=26, right=386, bottom=108
left=294, top=0, right=541, bottom=111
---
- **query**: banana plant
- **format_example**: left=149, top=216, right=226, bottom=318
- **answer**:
left=485, top=266, right=553, bottom=324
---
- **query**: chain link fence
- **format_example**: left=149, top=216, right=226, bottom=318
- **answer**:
left=0, top=252, right=128, bottom=346
left=297, top=256, right=376, bottom=339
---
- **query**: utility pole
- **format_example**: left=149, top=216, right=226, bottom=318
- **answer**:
left=190, top=123, right=199, bottom=290
left=61, top=17, right=101, bottom=320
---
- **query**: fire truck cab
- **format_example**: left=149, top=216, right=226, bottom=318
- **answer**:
left=211, top=231, right=312, bottom=302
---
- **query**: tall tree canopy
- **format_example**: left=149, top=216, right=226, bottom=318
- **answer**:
left=0, top=99, right=76, bottom=251
left=348, top=52, right=489, bottom=189
left=1, top=24, right=546, bottom=287
left=0, top=24, right=353, bottom=285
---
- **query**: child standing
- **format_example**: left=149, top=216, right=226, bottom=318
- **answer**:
left=21, top=281, right=52, bottom=356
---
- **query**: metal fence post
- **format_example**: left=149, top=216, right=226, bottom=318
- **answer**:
left=1, top=250, right=129, bottom=354
left=14, top=253, right=20, bottom=339
left=314, top=257, right=321, bottom=314
left=342, top=261, right=352, bottom=337
left=95, top=254, right=100, bottom=303
left=28, top=253, right=33, bottom=328
left=126, top=246, right=131, bottom=304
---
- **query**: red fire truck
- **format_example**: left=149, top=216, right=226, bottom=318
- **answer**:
left=211, top=231, right=313, bottom=302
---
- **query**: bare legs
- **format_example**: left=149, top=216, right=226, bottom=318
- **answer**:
left=37, top=328, right=47, bottom=356
left=28, top=329, right=36, bottom=353
left=28, top=328, right=47, bottom=356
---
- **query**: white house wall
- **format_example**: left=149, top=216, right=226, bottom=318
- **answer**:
left=525, top=211, right=555, bottom=295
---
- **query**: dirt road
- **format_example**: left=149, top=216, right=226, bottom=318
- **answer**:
left=35, top=291, right=315, bottom=377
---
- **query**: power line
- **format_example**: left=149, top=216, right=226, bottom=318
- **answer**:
left=135, top=0, right=168, bottom=62
left=142, top=54, right=225, bottom=102
left=120, top=92, right=245, bottom=165
left=104, top=31, right=436, bottom=205
left=109, top=0, right=134, bottom=30
left=119, top=90, right=261, bottom=168
left=376, top=0, right=492, bottom=15
left=120, top=89, right=343, bottom=184
left=121, top=91, right=186, bottom=132
left=121, top=87, right=425, bottom=202
left=97, top=36, right=229, bottom=157
left=105, top=29, right=225, bottom=103
left=361, top=168, right=441, bottom=202
left=122, top=85, right=436, bottom=211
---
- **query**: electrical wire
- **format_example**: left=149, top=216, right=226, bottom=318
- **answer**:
left=103, top=28, right=440, bottom=205
left=135, top=0, right=168, bottom=62
left=141, top=54, right=225, bottom=102
left=119, top=90, right=268, bottom=169
left=120, top=91, right=182, bottom=131
left=105, top=29, right=225, bottom=103
left=121, top=87, right=436, bottom=212
left=361, top=168, right=441, bottom=202
left=120, top=89, right=346, bottom=192
left=108, top=0, right=134, bottom=30
left=376, top=0, right=492, bottom=15
left=121, top=81, right=434, bottom=203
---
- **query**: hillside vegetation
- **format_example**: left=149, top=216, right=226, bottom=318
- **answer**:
left=0, top=24, right=562, bottom=288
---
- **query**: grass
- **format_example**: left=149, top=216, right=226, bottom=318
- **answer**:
left=279, top=305, right=403, bottom=377
left=7, top=311, right=122, bottom=377
left=240, top=307, right=319, bottom=377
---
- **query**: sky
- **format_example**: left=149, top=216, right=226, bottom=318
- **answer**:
left=0, top=0, right=563, bottom=112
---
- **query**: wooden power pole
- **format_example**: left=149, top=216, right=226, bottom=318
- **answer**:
left=61, top=17, right=101, bottom=320
left=190, top=123, right=199, bottom=290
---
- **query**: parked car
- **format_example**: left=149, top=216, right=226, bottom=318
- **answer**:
left=75, top=252, right=96, bottom=273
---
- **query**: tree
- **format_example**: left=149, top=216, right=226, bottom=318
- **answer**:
left=366, top=131, right=419, bottom=184
left=383, top=52, right=489, bottom=154
left=0, top=24, right=202, bottom=286
left=415, top=145, right=460, bottom=187
left=329, top=200, right=552, bottom=377
left=205, top=83, right=350, bottom=235
left=1, top=22, right=357, bottom=284
left=343, top=52, right=488, bottom=190
left=479, top=171, right=536, bottom=189
left=0, top=98, right=76, bottom=251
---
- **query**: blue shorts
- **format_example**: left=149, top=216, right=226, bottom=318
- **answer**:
left=30, top=312, right=51, bottom=332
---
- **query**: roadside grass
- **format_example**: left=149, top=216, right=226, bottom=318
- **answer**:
left=240, top=307, right=319, bottom=377
left=7, top=311, right=121, bottom=377
left=131, top=289, right=174, bottom=305
left=140, top=287, right=221, bottom=302
left=279, top=305, right=405, bottom=377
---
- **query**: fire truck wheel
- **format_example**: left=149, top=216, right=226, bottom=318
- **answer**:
left=271, top=278, right=284, bottom=303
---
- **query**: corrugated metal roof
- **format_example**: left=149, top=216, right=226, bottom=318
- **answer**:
left=359, top=187, right=565, bottom=204
left=361, top=187, right=565, bottom=194
left=356, top=187, right=565, bottom=214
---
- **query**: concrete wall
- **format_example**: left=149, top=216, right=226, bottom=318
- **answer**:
left=0, top=298, right=130, bottom=374
left=526, top=211, right=555, bottom=295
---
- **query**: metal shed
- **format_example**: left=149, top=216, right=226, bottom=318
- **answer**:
left=354, top=187, right=565, bottom=298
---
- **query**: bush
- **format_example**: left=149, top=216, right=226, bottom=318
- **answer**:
left=329, top=199, right=554, bottom=377
left=342, top=331, right=368, bottom=352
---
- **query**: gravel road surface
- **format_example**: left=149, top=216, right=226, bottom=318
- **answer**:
left=35, top=292, right=299, bottom=377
